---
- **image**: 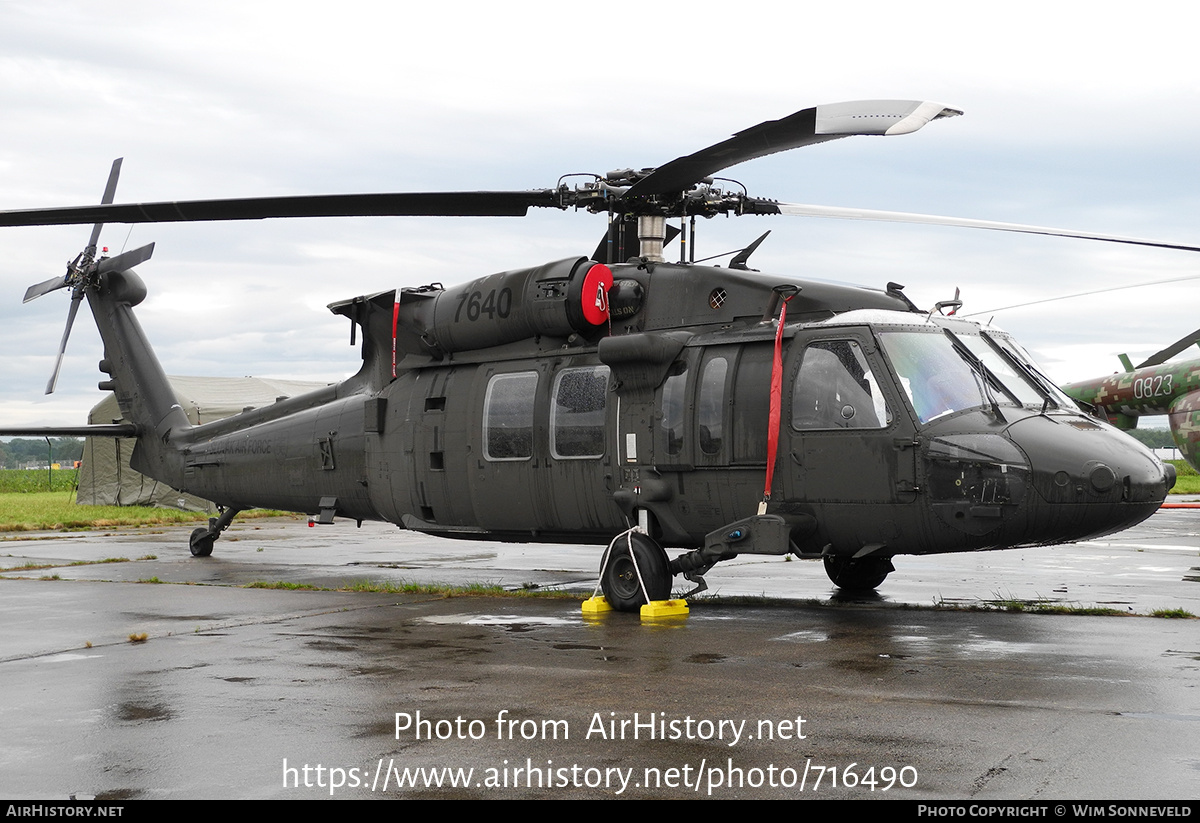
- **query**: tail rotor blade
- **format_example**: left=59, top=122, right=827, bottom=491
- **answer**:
left=45, top=292, right=83, bottom=395
left=97, top=242, right=154, bottom=273
left=86, top=158, right=122, bottom=254
left=23, top=275, right=69, bottom=303
left=27, top=160, right=137, bottom=396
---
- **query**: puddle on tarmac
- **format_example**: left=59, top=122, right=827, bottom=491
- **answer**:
left=771, top=629, right=829, bottom=643
left=418, top=614, right=575, bottom=627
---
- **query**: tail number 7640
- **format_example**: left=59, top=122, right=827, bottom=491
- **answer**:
left=455, top=288, right=514, bottom=322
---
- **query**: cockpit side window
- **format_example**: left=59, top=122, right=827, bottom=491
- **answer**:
left=792, top=340, right=891, bottom=430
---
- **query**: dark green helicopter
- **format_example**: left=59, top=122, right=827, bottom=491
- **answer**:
left=0, top=100, right=1187, bottom=611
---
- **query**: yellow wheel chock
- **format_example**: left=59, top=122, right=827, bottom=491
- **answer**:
left=640, top=599, right=689, bottom=619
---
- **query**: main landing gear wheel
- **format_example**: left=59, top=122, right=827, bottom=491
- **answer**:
left=601, top=532, right=671, bottom=612
left=823, top=555, right=893, bottom=590
left=189, top=527, right=215, bottom=557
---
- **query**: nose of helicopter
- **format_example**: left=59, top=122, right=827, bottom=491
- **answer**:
left=1005, top=414, right=1172, bottom=542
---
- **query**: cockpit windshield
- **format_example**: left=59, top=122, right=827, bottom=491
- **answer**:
left=878, top=331, right=991, bottom=423
left=878, top=328, right=1068, bottom=425
left=983, top=332, right=1079, bottom=409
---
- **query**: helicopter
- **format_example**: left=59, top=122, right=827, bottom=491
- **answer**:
left=0, top=99, right=1187, bottom=612
left=1062, top=327, right=1200, bottom=471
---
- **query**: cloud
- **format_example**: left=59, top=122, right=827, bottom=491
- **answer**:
left=2, top=1, right=1199, bottom=425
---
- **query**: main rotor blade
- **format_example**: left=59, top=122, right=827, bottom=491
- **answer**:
left=45, top=292, right=82, bottom=395
left=0, top=191, right=560, bottom=228
left=97, top=242, right=155, bottom=273
left=625, top=100, right=961, bottom=199
left=23, top=274, right=68, bottom=303
left=1136, top=327, right=1200, bottom=369
left=752, top=201, right=1200, bottom=254
left=86, top=157, right=123, bottom=253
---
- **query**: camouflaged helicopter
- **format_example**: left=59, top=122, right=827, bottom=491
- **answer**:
left=1063, top=328, right=1200, bottom=472
left=0, top=99, right=1188, bottom=612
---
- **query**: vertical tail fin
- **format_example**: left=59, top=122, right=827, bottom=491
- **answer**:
left=86, top=268, right=191, bottom=483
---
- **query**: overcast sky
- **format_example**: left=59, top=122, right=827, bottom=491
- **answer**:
left=3, top=0, right=1199, bottom=427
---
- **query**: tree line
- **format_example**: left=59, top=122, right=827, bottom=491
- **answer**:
left=0, top=437, right=84, bottom=469
left=1121, top=428, right=1177, bottom=450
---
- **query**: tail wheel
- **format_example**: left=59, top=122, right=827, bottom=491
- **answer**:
left=823, top=555, right=893, bottom=590
left=189, top=528, right=215, bottom=558
left=601, top=533, right=671, bottom=612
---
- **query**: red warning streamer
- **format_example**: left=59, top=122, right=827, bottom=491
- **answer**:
left=392, top=294, right=400, bottom=379
left=763, top=294, right=794, bottom=506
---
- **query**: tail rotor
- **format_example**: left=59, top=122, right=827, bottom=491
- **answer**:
left=22, top=158, right=154, bottom=394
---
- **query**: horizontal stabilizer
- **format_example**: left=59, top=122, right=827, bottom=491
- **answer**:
left=0, top=424, right=139, bottom=438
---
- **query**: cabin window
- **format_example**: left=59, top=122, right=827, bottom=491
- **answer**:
left=660, top=362, right=687, bottom=456
left=551, top=365, right=610, bottom=459
left=698, top=357, right=728, bottom=455
left=792, top=340, right=891, bottom=430
left=484, top=372, right=537, bottom=460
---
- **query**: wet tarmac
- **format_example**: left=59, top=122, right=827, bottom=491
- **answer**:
left=1, top=512, right=1198, bottom=799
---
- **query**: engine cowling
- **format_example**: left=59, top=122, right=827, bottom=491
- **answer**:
left=407, top=257, right=614, bottom=354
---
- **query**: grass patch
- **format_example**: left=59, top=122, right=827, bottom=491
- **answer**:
left=1, top=560, right=59, bottom=572
left=245, top=581, right=325, bottom=591
left=1024, top=603, right=1126, bottom=616
left=1150, top=607, right=1196, bottom=619
left=0, top=557, right=138, bottom=573
left=0, top=491, right=297, bottom=531
left=244, top=579, right=576, bottom=599
left=1168, top=476, right=1200, bottom=495
left=1168, top=459, right=1198, bottom=477
left=0, top=469, right=78, bottom=494
left=939, top=595, right=1129, bottom=616
left=1167, top=460, right=1200, bottom=494
left=128, top=633, right=148, bottom=643
left=340, top=580, right=573, bottom=598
